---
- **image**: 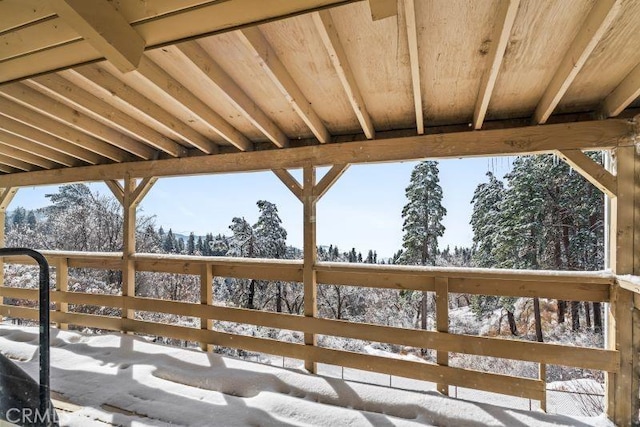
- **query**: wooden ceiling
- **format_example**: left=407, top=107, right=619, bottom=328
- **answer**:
left=0, top=0, right=639, bottom=183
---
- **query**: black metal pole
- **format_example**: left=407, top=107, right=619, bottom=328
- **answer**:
left=0, top=248, right=51, bottom=425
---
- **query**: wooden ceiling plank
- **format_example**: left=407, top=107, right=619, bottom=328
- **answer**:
left=0, top=129, right=80, bottom=167
left=136, top=56, right=248, bottom=152
left=313, top=10, right=375, bottom=139
left=0, top=97, right=128, bottom=163
left=67, top=65, right=204, bottom=157
left=0, top=114, right=100, bottom=165
left=30, top=73, right=173, bottom=158
left=473, top=0, right=520, bottom=130
left=600, top=62, right=640, bottom=118
left=0, top=119, right=632, bottom=188
left=403, top=0, right=423, bottom=134
left=0, top=142, right=59, bottom=169
left=0, top=165, right=19, bottom=175
left=0, top=0, right=55, bottom=33
left=556, top=149, right=617, bottom=198
left=177, top=42, right=289, bottom=148
left=0, top=16, right=79, bottom=62
left=533, top=0, right=622, bottom=124
left=0, top=1, right=361, bottom=85
left=238, top=27, right=331, bottom=144
left=0, top=153, right=38, bottom=172
left=49, top=0, right=145, bottom=73
left=0, top=83, right=149, bottom=160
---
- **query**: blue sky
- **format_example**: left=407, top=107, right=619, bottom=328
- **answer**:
left=10, top=157, right=513, bottom=258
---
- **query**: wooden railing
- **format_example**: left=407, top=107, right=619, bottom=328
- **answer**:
left=0, top=251, right=623, bottom=410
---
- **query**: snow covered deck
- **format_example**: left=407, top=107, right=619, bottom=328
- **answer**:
left=0, top=324, right=613, bottom=427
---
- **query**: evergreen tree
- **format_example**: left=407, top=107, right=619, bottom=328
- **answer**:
left=26, top=211, right=37, bottom=229
left=253, top=200, right=288, bottom=312
left=12, top=207, right=26, bottom=226
left=399, top=160, right=447, bottom=338
left=187, top=232, right=196, bottom=255
left=400, top=161, right=446, bottom=265
left=197, top=236, right=204, bottom=254
left=163, top=228, right=176, bottom=253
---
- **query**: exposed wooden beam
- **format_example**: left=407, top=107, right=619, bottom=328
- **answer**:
left=403, top=0, right=423, bottom=134
left=272, top=169, right=303, bottom=201
left=66, top=65, right=197, bottom=157
left=135, top=56, right=249, bottom=152
left=556, top=149, right=617, bottom=198
left=29, top=73, right=176, bottom=158
left=104, top=180, right=124, bottom=206
left=0, top=129, right=80, bottom=167
left=176, top=42, right=289, bottom=148
left=313, top=10, right=375, bottom=139
left=600, top=62, right=640, bottom=118
left=313, top=164, right=350, bottom=199
left=533, top=0, right=622, bottom=124
left=368, top=0, right=398, bottom=21
left=1, top=82, right=154, bottom=160
left=0, top=165, right=19, bottom=175
left=130, top=176, right=158, bottom=207
left=0, top=143, right=59, bottom=169
left=49, top=0, right=145, bottom=73
left=0, top=0, right=361, bottom=85
left=238, top=27, right=330, bottom=144
left=0, top=154, right=37, bottom=172
left=0, top=91, right=133, bottom=163
left=0, top=119, right=632, bottom=188
left=0, top=113, right=101, bottom=165
left=473, top=0, right=520, bottom=130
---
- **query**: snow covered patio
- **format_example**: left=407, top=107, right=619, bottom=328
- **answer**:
left=0, top=324, right=613, bottom=427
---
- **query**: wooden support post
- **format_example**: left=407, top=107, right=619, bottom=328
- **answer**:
left=122, top=175, right=136, bottom=326
left=0, top=187, right=17, bottom=322
left=200, top=264, right=213, bottom=352
left=539, top=363, right=547, bottom=412
left=606, top=145, right=637, bottom=425
left=110, top=175, right=157, bottom=330
left=55, top=258, right=69, bottom=330
left=273, top=165, right=349, bottom=372
left=632, top=306, right=640, bottom=421
left=303, top=165, right=318, bottom=373
left=435, top=277, right=449, bottom=395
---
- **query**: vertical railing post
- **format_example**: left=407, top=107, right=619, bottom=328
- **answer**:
left=606, top=145, right=636, bottom=425
left=303, top=165, right=318, bottom=373
left=539, top=363, right=547, bottom=412
left=200, top=264, right=213, bottom=352
left=0, top=187, right=17, bottom=322
left=55, top=257, right=69, bottom=330
left=435, top=276, right=449, bottom=395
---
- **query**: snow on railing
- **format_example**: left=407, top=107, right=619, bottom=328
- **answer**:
left=0, top=250, right=625, bottom=413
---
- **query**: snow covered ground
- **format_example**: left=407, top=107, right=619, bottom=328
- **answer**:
left=0, top=324, right=613, bottom=427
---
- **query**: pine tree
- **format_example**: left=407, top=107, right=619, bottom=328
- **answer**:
left=26, top=211, right=37, bottom=229
left=12, top=207, right=26, bottom=226
left=399, top=161, right=446, bottom=339
left=187, top=232, right=196, bottom=255
left=163, top=228, right=176, bottom=253
left=253, top=200, right=287, bottom=312
left=400, top=161, right=446, bottom=265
